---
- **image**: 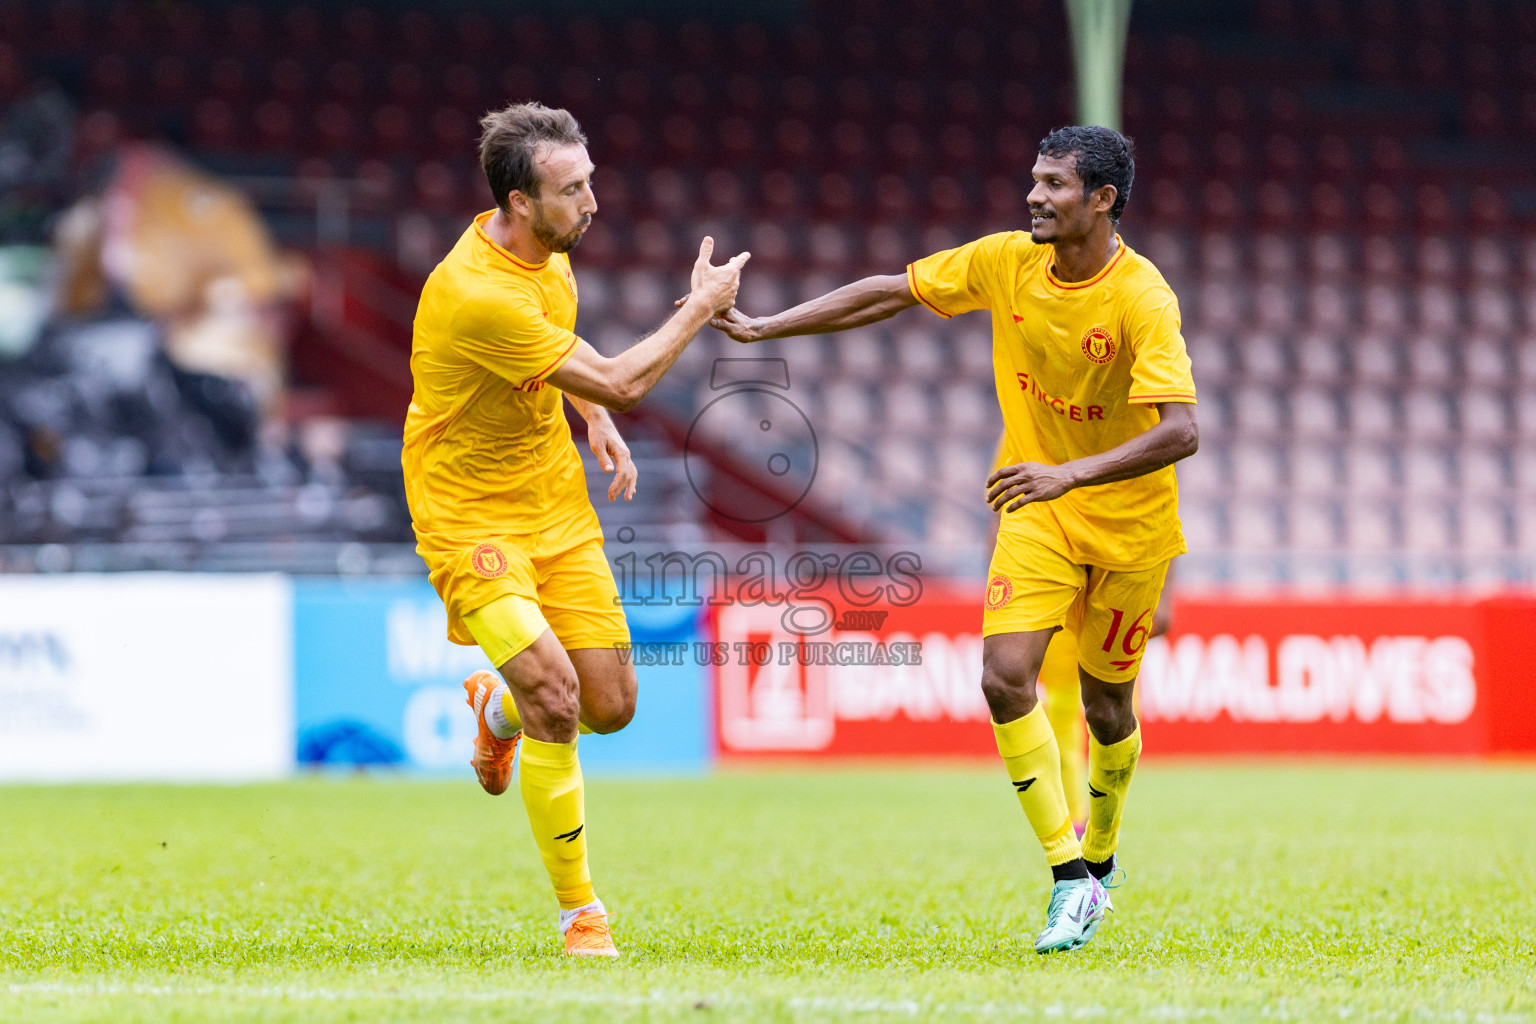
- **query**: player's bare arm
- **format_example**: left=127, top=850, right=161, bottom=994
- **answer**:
left=563, top=393, right=638, bottom=502
left=708, top=273, right=917, bottom=342
left=548, top=238, right=749, bottom=413
left=710, top=155, right=1116, bottom=345
left=986, top=401, right=1198, bottom=512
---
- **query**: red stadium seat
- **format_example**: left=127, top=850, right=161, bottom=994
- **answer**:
left=1290, top=442, right=1340, bottom=496
left=1403, top=389, right=1455, bottom=443
left=1289, top=388, right=1341, bottom=439
left=255, top=100, right=295, bottom=153
left=313, top=103, right=354, bottom=155
left=1460, top=500, right=1512, bottom=555
left=1287, top=497, right=1339, bottom=550
left=1233, top=389, right=1285, bottom=441
left=1403, top=500, right=1456, bottom=554
left=396, top=10, right=439, bottom=58
left=325, top=62, right=366, bottom=103
left=388, top=64, right=425, bottom=108
left=1231, top=497, right=1284, bottom=550
left=370, top=105, right=415, bottom=158
left=880, top=382, right=935, bottom=437
left=283, top=7, right=324, bottom=53
left=1463, top=338, right=1512, bottom=387
left=1347, top=388, right=1400, bottom=440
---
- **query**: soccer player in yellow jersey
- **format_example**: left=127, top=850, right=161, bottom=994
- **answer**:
left=990, top=437, right=1179, bottom=835
left=713, top=126, right=1197, bottom=953
left=402, top=103, right=748, bottom=957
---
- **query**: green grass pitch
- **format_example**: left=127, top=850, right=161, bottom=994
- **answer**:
left=2, top=763, right=1533, bottom=1023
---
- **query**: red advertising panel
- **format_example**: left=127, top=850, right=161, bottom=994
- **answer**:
left=1478, top=596, right=1536, bottom=755
left=1141, top=599, right=1486, bottom=754
left=711, top=585, right=993, bottom=758
left=710, top=588, right=1536, bottom=759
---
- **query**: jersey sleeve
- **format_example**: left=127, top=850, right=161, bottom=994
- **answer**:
left=451, top=291, right=581, bottom=388
left=907, top=233, right=1012, bottom=319
left=1124, top=287, right=1197, bottom=405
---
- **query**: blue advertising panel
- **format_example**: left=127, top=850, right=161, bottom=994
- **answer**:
left=293, top=580, right=711, bottom=774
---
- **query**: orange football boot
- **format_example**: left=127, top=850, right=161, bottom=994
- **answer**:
left=563, top=911, right=618, bottom=958
left=462, top=670, right=518, bottom=796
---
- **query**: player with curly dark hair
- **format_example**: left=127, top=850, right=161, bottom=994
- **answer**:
left=712, top=124, right=1198, bottom=954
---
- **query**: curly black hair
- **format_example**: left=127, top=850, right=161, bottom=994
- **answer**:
left=1038, top=126, right=1135, bottom=223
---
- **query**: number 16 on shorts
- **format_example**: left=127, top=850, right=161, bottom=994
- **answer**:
left=1076, top=560, right=1169, bottom=683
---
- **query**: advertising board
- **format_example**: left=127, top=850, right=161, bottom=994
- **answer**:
left=293, top=580, right=711, bottom=774
left=712, top=586, right=1536, bottom=759
left=712, top=584, right=995, bottom=758
left=1140, top=597, right=1536, bottom=755
left=0, top=574, right=293, bottom=781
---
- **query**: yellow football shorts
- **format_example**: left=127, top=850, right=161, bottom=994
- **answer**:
left=983, top=530, right=1169, bottom=684
left=1037, top=625, right=1081, bottom=696
left=425, top=513, right=629, bottom=665
left=463, top=594, right=549, bottom=669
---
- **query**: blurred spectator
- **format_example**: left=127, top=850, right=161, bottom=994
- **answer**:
left=53, top=144, right=303, bottom=419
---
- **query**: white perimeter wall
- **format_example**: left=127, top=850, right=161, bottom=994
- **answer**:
left=0, top=574, right=293, bottom=781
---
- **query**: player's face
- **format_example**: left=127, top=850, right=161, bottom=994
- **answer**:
left=528, top=143, right=597, bottom=254
left=1026, top=153, right=1095, bottom=244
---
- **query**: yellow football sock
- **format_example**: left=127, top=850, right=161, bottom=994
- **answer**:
left=1082, top=724, right=1142, bottom=864
left=1038, top=631, right=1089, bottom=824
left=498, top=687, right=592, bottom=735
left=1042, top=687, right=1088, bottom=825
left=993, top=704, right=1083, bottom=867
left=499, top=688, right=521, bottom=730
left=517, top=735, right=596, bottom=911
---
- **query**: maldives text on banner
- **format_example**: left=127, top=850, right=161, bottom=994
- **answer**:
left=711, top=587, right=1536, bottom=758
left=1140, top=596, right=1536, bottom=755
left=0, top=574, right=293, bottom=781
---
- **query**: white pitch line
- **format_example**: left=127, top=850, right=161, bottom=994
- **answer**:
left=4, top=983, right=1533, bottom=1022
left=6, top=982, right=673, bottom=1006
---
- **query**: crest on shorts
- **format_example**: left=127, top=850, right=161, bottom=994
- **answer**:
left=471, top=543, right=509, bottom=579
left=1081, top=326, right=1117, bottom=364
left=985, top=574, right=1014, bottom=611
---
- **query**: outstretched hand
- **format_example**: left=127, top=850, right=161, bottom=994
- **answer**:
left=674, top=298, right=765, bottom=343
left=709, top=306, right=767, bottom=343
left=687, top=236, right=751, bottom=316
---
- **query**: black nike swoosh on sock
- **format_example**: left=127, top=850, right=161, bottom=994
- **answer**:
left=1088, top=785, right=1107, bottom=798
left=554, top=825, right=584, bottom=843
left=1013, top=778, right=1035, bottom=792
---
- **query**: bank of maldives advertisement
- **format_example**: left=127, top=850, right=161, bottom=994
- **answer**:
left=710, top=586, right=1536, bottom=759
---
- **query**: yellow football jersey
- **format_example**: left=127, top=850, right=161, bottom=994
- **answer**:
left=402, top=210, right=590, bottom=546
left=910, top=232, right=1196, bottom=570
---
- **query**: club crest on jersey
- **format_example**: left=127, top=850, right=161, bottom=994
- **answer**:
left=1081, top=326, right=1117, bottom=364
left=985, top=574, right=1014, bottom=611
left=471, top=543, right=509, bottom=579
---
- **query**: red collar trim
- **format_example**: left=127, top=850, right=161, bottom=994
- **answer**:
left=473, top=210, right=550, bottom=271
left=1045, top=237, right=1126, bottom=291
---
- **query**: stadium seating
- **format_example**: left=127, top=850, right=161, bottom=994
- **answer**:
left=0, top=0, right=1533, bottom=583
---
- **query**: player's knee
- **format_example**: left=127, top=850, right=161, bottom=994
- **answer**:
left=520, top=665, right=581, bottom=730
left=582, top=689, right=636, bottom=734
left=1082, top=685, right=1135, bottom=741
left=980, top=659, right=1039, bottom=720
